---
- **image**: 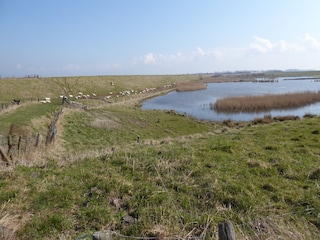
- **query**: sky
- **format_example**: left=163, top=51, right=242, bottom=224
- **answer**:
left=1, top=0, right=320, bottom=77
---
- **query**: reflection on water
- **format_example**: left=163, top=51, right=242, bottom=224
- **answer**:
left=141, top=78, right=320, bottom=121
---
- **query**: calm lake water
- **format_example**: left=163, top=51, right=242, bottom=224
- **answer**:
left=141, top=77, right=320, bottom=121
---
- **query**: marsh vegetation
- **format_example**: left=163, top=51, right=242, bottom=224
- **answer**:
left=211, top=91, right=320, bottom=113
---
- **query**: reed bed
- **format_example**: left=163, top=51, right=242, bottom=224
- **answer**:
left=211, top=91, right=320, bottom=113
left=176, top=81, right=207, bottom=92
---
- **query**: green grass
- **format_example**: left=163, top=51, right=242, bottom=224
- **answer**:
left=0, top=73, right=320, bottom=239
left=0, top=74, right=200, bottom=103
left=61, top=107, right=216, bottom=151
left=1, top=117, right=319, bottom=239
left=0, top=100, right=61, bottom=136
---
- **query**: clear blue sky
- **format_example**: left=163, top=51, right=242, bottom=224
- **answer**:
left=1, top=0, right=320, bottom=77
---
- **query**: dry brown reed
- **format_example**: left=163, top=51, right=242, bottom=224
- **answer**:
left=253, top=114, right=273, bottom=124
left=176, top=81, right=207, bottom=92
left=212, top=91, right=320, bottom=113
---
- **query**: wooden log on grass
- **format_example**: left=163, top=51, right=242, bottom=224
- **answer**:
left=218, top=220, right=236, bottom=240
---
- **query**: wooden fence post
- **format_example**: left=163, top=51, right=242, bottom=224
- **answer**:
left=24, top=137, right=29, bottom=153
left=0, top=147, right=11, bottom=165
left=35, top=132, right=41, bottom=147
left=7, top=135, right=13, bottom=156
left=46, top=108, right=63, bottom=145
left=17, top=136, right=22, bottom=155
left=218, top=220, right=236, bottom=240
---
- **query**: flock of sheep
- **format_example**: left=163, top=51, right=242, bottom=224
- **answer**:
left=39, top=82, right=175, bottom=104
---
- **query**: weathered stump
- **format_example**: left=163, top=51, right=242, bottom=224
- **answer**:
left=218, top=220, right=236, bottom=240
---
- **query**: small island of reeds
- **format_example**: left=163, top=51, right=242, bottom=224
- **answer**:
left=211, top=91, right=320, bottom=113
left=176, top=81, right=207, bottom=92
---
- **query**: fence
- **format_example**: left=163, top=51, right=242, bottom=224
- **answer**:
left=0, top=108, right=63, bottom=165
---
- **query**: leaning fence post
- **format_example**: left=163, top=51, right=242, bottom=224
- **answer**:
left=218, top=220, right=236, bottom=240
left=0, top=147, right=11, bottom=165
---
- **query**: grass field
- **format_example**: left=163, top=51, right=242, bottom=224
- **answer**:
left=0, top=72, right=320, bottom=239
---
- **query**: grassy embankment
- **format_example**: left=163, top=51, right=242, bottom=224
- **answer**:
left=0, top=73, right=320, bottom=239
left=0, top=74, right=198, bottom=136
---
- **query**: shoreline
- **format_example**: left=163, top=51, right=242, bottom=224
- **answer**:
left=175, top=73, right=320, bottom=92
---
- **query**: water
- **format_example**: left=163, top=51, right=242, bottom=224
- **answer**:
left=141, top=77, right=320, bottom=121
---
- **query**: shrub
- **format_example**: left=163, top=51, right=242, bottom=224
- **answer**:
left=273, top=115, right=299, bottom=121
left=303, top=113, right=317, bottom=118
left=253, top=114, right=273, bottom=124
left=308, top=168, right=320, bottom=180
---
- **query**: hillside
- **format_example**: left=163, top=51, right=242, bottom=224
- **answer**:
left=0, top=73, right=319, bottom=239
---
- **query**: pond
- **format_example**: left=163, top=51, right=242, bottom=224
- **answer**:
left=141, top=77, right=320, bottom=121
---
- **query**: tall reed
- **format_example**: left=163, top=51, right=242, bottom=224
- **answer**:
left=211, top=91, right=320, bottom=113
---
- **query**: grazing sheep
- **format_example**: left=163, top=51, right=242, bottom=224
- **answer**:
left=13, top=99, right=21, bottom=105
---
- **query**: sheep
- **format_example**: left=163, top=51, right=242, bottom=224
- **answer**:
left=13, top=99, right=21, bottom=105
